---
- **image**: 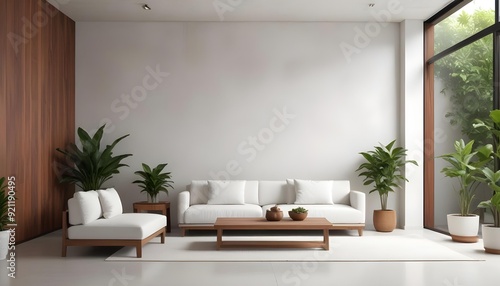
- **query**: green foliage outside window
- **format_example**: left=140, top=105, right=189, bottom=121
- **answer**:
left=434, top=9, right=494, bottom=147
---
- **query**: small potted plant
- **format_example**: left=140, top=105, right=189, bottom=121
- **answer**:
left=356, top=140, right=418, bottom=232
left=438, top=139, right=492, bottom=242
left=266, top=205, right=283, bottom=221
left=0, top=177, right=12, bottom=260
left=289, top=207, right=308, bottom=221
left=132, top=163, right=173, bottom=203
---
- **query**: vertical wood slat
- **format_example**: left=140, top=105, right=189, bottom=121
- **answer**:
left=1, top=0, right=75, bottom=243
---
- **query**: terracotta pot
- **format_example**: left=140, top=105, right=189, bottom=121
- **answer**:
left=289, top=211, right=308, bottom=221
left=447, top=214, right=479, bottom=243
left=373, top=210, right=396, bottom=232
left=482, top=224, right=500, bottom=254
left=266, top=210, right=283, bottom=221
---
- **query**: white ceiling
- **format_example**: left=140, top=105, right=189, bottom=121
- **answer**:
left=47, top=0, right=452, bottom=22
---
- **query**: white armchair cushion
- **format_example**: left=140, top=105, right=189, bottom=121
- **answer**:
left=294, top=179, right=334, bottom=205
left=207, top=180, right=246, bottom=205
left=97, top=188, right=123, bottom=219
left=67, top=198, right=83, bottom=225
left=74, top=190, right=102, bottom=224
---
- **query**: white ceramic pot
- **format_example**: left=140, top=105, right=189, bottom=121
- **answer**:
left=447, top=214, right=479, bottom=243
left=0, top=229, right=10, bottom=260
left=482, top=224, right=500, bottom=254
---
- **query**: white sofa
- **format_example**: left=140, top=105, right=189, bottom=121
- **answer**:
left=62, top=188, right=166, bottom=258
left=178, top=180, right=365, bottom=235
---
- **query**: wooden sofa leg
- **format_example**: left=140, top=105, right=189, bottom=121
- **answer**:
left=161, top=231, right=165, bottom=244
left=62, top=244, right=67, bottom=257
left=357, top=228, right=363, bottom=236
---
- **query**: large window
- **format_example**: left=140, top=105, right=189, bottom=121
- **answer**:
left=425, top=0, right=497, bottom=232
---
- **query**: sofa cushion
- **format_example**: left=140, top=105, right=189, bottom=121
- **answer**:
left=244, top=181, right=259, bottom=205
left=67, top=213, right=166, bottom=240
left=67, top=198, right=83, bottom=225
left=276, top=204, right=365, bottom=224
left=207, top=180, right=246, bottom=205
left=184, top=205, right=263, bottom=224
left=294, top=180, right=334, bottom=204
left=73, top=191, right=102, bottom=224
left=97, top=188, right=123, bottom=219
left=259, top=181, right=288, bottom=205
left=332, top=180, right=351, bottom=205
left=189, top=180, right=210, bottom=205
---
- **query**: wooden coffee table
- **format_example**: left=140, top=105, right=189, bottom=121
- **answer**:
left=213, top=217, right=332, bottom=250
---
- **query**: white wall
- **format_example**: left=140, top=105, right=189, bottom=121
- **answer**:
left=76, top=22, right=401, bottom=227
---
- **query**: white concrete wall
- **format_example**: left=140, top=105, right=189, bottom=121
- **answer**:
left=76, top=22, right=403, bottom=227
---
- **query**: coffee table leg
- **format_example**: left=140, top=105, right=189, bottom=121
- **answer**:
left=323, top=228, right=329, bottom=250
left=216, top=228, right=222, bottom=250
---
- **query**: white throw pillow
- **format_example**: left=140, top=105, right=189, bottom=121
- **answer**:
left=73, top=190, right=102, bottom=224
left=294, top=179, right=334, bottom=205
left=286, top=179, right=296, bottom=204
left=189, top=180, right=209, bottom=205
left=207, top=180, right=246, bottom=205
left=97, top=188, right=123, bottom=218
left=67, top=197, right=83, bottom=225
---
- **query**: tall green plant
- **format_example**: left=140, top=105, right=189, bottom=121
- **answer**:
left=356, top=140, right=418, bottom=210
left=438, top=139, right=492, bottom=216
left=0, top=177, right=11, bottom=230
left=56, top=125, right=133, bottom=191
left=132, top=163, right=173, bottom=202
left=434, top=9, right=494, bottom=146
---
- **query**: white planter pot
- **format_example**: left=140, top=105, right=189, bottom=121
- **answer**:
left=0, top=229, right=10, bottom=260
left=482, top=224, right=500, bottom=254
left=447, top=214, right=479, bottom=243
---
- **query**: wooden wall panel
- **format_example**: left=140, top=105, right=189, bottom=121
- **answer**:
left=1, top=0, right=75, bottom=243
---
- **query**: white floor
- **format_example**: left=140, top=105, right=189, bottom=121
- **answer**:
left=1, top=228, right=499, bottom=286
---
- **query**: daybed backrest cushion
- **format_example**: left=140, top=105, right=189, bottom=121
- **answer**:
left=67, top=198, right=83, bottom=225
left=188, top=180, right=259, bottom=205
left=97, top=188, right=123, bottom=218
left=73, top=190, right=102, bottom=224
left=258, top=181, right=289, bottom=205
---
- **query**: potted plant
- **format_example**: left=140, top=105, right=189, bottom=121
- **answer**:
left=477, top=168, right=500, bottom=253
left=132, top=163, right=173, bottom=203
left=289, top=207, right=308, bottom=221
left=438, top=139, right=492, bottom=243
left=356, top=140, right=418, bottom=232
left=0, top=177, right=11, bottom=260
left=55, top=125, right=133, bottom=191
left=474, top=109, right=500, bottom=253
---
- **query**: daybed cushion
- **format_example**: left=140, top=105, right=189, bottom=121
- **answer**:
left=67, top=213, right=166, bottom=240
left=207, top=180, right=246, bottom=205
left=294, top=179, right=334, bottom=204
left=183, top=204, right=263, bottom=224
left=73, top=191, right=102, bottom=224
left=97, top=188, right=123, bottom=218
left=67, top=198, right=83, bottom=225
